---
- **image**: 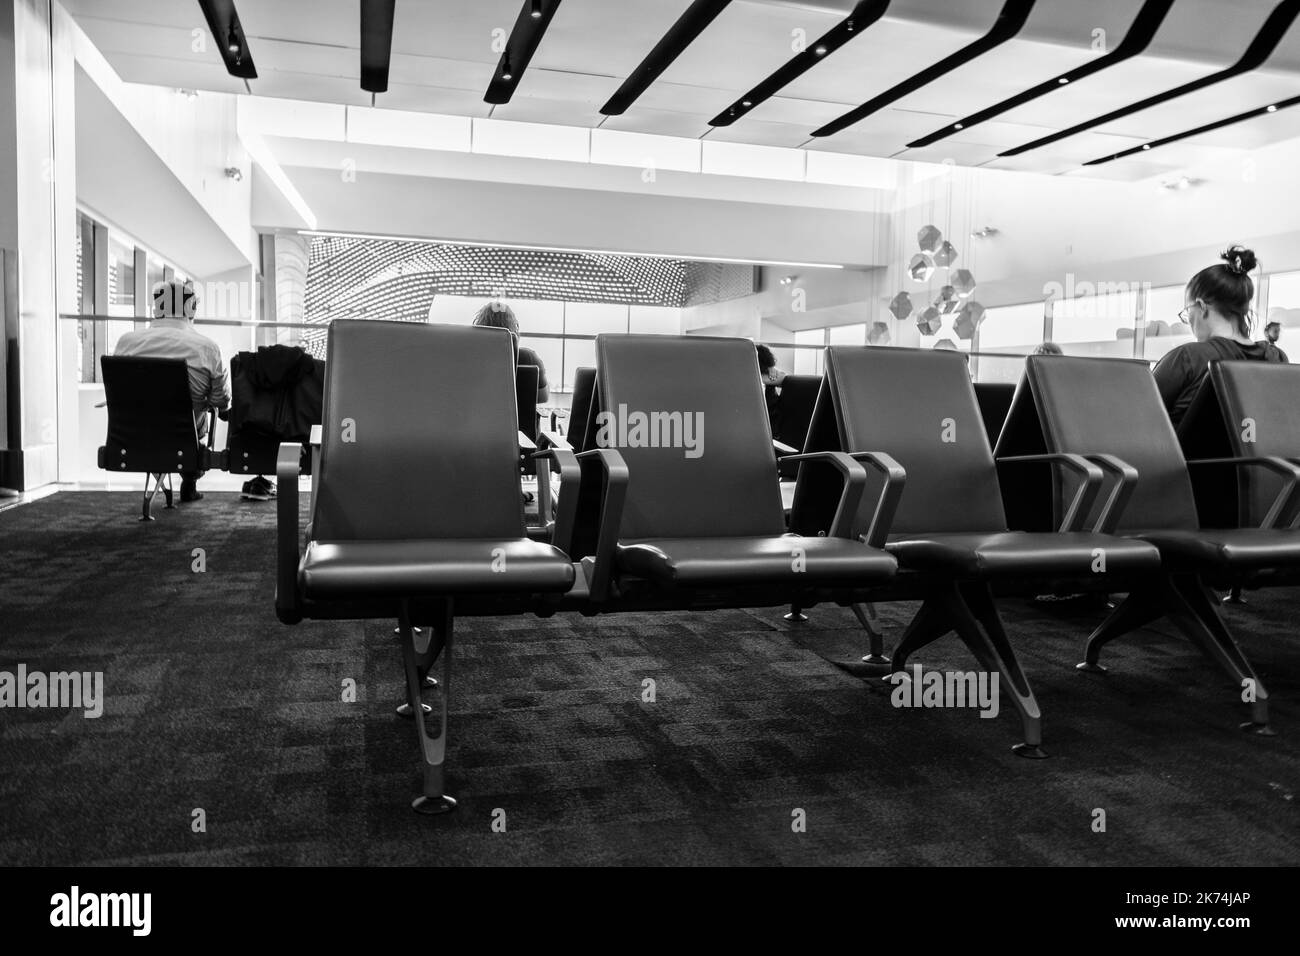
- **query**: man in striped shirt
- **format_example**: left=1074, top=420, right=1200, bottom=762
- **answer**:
left=114, top=280, right=230, bottom=502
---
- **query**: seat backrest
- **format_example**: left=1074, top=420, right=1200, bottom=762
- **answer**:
left=775, top=374, right=821, bottom=480
left=974, top=382, right=1016, bottom=448
left=1202, top=360, right=1300, bottom=527
left=516, top=365, right=539, bottom=442
left=594, top=334, right=785, bottom=539
left=1024, top=354, right=1198, bottom=531
left=99, top=355, right=201, bottom=473
left=792, top=346, right=1006, bottom=536
left=566, top=367, right=596, bottom=453
left=312, top=320, right=524, bottom=541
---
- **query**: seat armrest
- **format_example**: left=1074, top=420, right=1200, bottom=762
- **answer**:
left=531, top=445, right=581, bottom=555
left=204, top=407, right=218, bottom=451
left=773, top=439, right=798, bottom=457
left=1188, top=456, right=1300, bottom=530
left=575, top=448, right=629, bottom=601
left=779, top=450, right=876, bottom=542
left=538, top=428, right=571, bottom=453
left=518, top=431, right=537, bottom=454
left=309, top=424, right=322, bottom=448
left=275, top=442, right=303, bottom=624
left=997, top=453, right=1105, bottom=533
left=1079, top=454, right=1138, bottom=534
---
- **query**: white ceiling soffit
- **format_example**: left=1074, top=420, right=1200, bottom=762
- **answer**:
left=60, top=0, right=1300, bottom=181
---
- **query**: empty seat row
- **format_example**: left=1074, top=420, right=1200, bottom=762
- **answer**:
left=275, top=321, right=1300, bottom=813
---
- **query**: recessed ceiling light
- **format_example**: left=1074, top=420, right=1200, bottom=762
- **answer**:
left=1267, top=104, right=1278, bottom=112
left=813, top=44, right=828, bottom=55
left=1058, top=77, right=1069, bottom=84
left=1142, top=144, right=1151, bottom=150
left=741, top=99, right=752, bottom=107
left=954, top=123, right=963, bottom=130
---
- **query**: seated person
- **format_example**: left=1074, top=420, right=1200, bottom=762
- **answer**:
left=756, top=343, right=785, bottom=436
left=1154, top=245, right=1282, bottom=426
left=114, top=279, right=230, bottom=502
left=1260, top=319, right=1289, bottom=363
left=472, top=301, right=549, bottom=403
left=1034, top=341, right=1063, bottom=356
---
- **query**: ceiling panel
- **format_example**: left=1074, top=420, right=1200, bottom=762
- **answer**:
left=57, top=0, right=1300, bottom=180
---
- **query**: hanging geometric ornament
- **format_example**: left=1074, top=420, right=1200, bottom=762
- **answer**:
left=950, top=269, right=976, bottom=298
left=933, top=337, right=958, bottom=351
left=868, top=320, right=892, bottom=346
left=933, top=240, right=958, bottom=268
left=953, top=300, right=986, bottom=340
left=908, top=253, right=936, bottom=282
left=916, top=306, right=943, bottom=336
left=935, top=285, right=958, bottom=313
left=917, top=224, right=943, bottom=255
left=889, top=291, right=914, bottom=321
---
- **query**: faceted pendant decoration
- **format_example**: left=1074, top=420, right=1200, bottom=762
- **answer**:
left=917, top=224, right=943, bottom=255
left=954, top=300, right=986, bottom=340
left=935, top=285, right=958, bottom=313
left=932, top=240, right=958, bottom=268
left=916, top=306, right=943, bottom=336
left=908, top=253, right=935, bottom=282
left=867, top=320, right=891, bottom=346
left=933, top=337, right=958, bottom=351
left=889, top=291, right=914, bottom=321
left=950, top=269, right=976, bottom=297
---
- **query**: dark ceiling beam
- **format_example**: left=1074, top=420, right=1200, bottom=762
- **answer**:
left=601, top=0, right=732, bottom=116
left=999, top=0, right=1300, bottom=157
left=908, top=0, right=1176, bottom=149
left=811, top=0, right=1037, bottom=138
left=484, top=0, right=563, bottom=105
left=196, top=0, right=257, bottom=80
left=709, top=1, right=890, bottom=127
left=1084, top=92, right=1300, bottom=165
left=360, top=0, right=397, bottom=94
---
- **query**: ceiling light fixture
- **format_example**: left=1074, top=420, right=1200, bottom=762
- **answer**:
left=601, top=0, right=732, bottom=115
left=484, top=0, right=563, bottom=105
left=907, top=0, right=1175, bottom=149
left=999, top=0, right=1300, bottom=157
left=224, top=166, right=243, bottom=181
left=531, top=0, right=543, bottom=18
left=709, top=1, right=889, bottom=127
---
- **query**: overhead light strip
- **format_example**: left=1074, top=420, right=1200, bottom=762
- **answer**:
left=484, top=0, right=563, bottom=105
left=811, top=0, right=1037, bottom=138
left=196, top=0, right=257, bottom=79
left=908, top=0, right=1176, bottom=149
left=360, top=0, right=397, bottom=94
left=298, top=230, right=845, bottom=269
left=999, top=0, right=1300, bottom=157
left=1084, top=92, right=1300, bottom=165
left=601, top=0, right=732, bottom=115
left=709, top=1, right=890, bottom=127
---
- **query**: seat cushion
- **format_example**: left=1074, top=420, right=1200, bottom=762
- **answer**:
left=615, top=535, right=896, bottom=588
left=888, top=531, right=1161, bottom=578
left=300, top=538, right=575, bottom=600
left=1133, top=527, right=1300, bottom=571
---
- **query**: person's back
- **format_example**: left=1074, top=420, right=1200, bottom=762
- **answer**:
left=115, top=280, right=230, bottom=428
left=469, top=300, right=548, bottom=403
left=114, top=279, right=229, bottom=501
left=1153, top=245, right=1279, bottom=426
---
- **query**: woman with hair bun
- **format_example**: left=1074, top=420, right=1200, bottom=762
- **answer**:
left=1153, top=245, right=1283, bottom=425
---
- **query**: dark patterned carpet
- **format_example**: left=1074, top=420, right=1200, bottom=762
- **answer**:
left=0, top=492, right=1297, bottom=866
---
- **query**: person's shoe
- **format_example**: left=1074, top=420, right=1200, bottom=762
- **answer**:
left=180, top=479, right=203, bottom=503
left=241, top=476, right=273, bottom=501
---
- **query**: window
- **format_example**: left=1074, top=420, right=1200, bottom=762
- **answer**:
left=976, top=302, right=1044, bottom=352
left=1266, top=272, right=1300, bottom=362
left=793, top=328, right=825, bottom=376
left=828, top=324, right=866, bottom=347
left=1050, top=289, right=1138, bottom=358
left=1140, top=284, right=1193, bottom=362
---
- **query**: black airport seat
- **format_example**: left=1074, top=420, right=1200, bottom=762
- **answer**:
left=792, top=346, right=1161, bottom=756
left=774, top=374, right=821, bottom=480
left=974, top=382, right=1016, bottom=449
left=516, top=364, right=539, bottom=444
left=565, top=367, right=597, bottom=454
left=1001, top=354, right=1300, bottom=733
left=572, top=334, right=898, bottom=607
left=98, top=355, right=215, bottom=520
left=222, top=347, right=323, bottom=478
left=276, top=320, right=578, bottom=814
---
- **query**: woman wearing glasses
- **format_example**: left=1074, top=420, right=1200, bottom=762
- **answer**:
left=1153, top=245, right=1284, bottom=425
